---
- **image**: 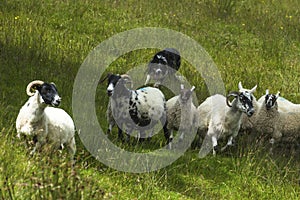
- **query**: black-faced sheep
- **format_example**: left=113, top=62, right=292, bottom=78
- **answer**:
left=16, top=80, right=76, bottom=161
left=145, top=48, right=181, bottom=87
left=103, top=73, right=169, bottom=142
left=257, top=91, right=300, bottom=148
left=198, top=82, right=257, bottom=157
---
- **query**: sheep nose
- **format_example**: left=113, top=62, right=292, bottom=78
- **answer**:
left=107, top=90, right=113, bottom=96
left=56, top=98, right=61, bottom=104
left=247, top=108, right=254, bottom=116
left=155, top=68, right=162, bottom=74
left=52, top=96, right=61, bottom=106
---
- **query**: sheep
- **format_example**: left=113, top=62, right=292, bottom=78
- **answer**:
left=240, top=84, right=261, bottom=132
left=16, top=80, right=76, bottom=161
left=145, top=48, right=181, bottom=87
left=198, top=82, right=257, bottom=157
left=166, top=84, right=198, bottom=149
left=106, top=99, right=115, bottom=134
left=102, top=73, right=169, bottom=143
left=251, top=90, right=281, bottom=144
left=253, top=90, right=300, bottom=153
left=258, top=94, right=300, bottom=112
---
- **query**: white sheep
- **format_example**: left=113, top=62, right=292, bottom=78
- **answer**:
left=16, top=80, right=76, bottom=161
left=166, top=84, right=198, bottom=149
left=257, top=91, right=300, bottom=148
left=103, top=74, right=168, bottom=142
left=198, top=82, right=257, bottom=157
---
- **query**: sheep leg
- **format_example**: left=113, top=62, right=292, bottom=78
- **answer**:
left=138, top=131, right=146, bottom=143
left=167, top=130, right=174, bottom=149
left=179, top=131, right=185, bottom=141
left=117, top=126, right=124, bottom=141
left=107, top=124, right=113, bottom=134
left=30, top=132, right=47, bottom=155
left=147, top=129, right=154, bottom=142
left=144, top=75, right=151, bottom=85
left=67, top=137, right=76, bottom=165
left=211, top=135, right=218, bottom=156
left=162, top=119, right=171, bottom=148
left=221, top=136, right=234, bottom=152
left=30, top=141, right=44, bottom=155
left=269, top=138, right=275, bottom=155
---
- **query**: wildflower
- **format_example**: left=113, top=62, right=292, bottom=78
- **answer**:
left=14, top=16, right=20, bottom=20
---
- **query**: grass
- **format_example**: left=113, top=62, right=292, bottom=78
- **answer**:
left=1, top=0, right=300, bottom=199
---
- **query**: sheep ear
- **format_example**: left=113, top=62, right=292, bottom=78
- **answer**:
left=266, top=89, right=269, bottom=95
left=190, top=86, right=195, bottom=92
left=238, top=82, right=243, bottom=91
left=99, top=73, right=111, bottom=84
left=180, top=84, right=184, bottom=90
left=50, top=82, right=56, bottom=87
left=249, top=85, right=257, bottom=93
left=275, top=91, right=280, bottom=98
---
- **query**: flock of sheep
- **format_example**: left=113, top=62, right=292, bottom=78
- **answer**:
left=15, top=48, right=300, bottom=163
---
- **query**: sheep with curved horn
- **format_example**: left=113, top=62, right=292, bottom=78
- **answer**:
left=198, top=82, right=257, bottom=157
left=16, top=80, right=76, bottom=162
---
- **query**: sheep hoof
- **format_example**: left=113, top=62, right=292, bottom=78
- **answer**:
left=29, top=150, right=35, bottom=156
left=166, top=143, right=172, bottom=150
left=213, top=145, right=221, bottom=153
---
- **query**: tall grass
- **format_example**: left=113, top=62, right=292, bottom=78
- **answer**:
left=1, top=0, right=300, bottom=199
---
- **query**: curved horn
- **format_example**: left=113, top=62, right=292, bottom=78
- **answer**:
left=120, top=74, right=131, bottom=81
left=99, top=73, right=112, bottom=84
left=26, top=80, right=44, bottom=96
left=190, top=86, right=195, bottom=92
left=120, top=74, right=133, bottom=88
left=226, top=91, right=239, bottom=107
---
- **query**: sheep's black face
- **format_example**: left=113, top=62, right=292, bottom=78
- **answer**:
left=37, top=83, right=61, bottom=106
left=148, top=56, right=168, bottom=81
left=107, top=74, right=122, bottom=97
left=265, top=94, right=277, bottom=110
left=239, top=92, right=254, bottom=116
left=147, top=48, right=181, bottom=82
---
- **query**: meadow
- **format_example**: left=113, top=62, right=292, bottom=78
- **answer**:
left=1, top=0, right=300, bottom=199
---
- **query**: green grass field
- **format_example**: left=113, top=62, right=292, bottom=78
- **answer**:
left=1, top=0, right=300, bottom=199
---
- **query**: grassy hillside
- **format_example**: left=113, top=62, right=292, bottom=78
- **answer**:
left=1, top=0, right=300, bottom=199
